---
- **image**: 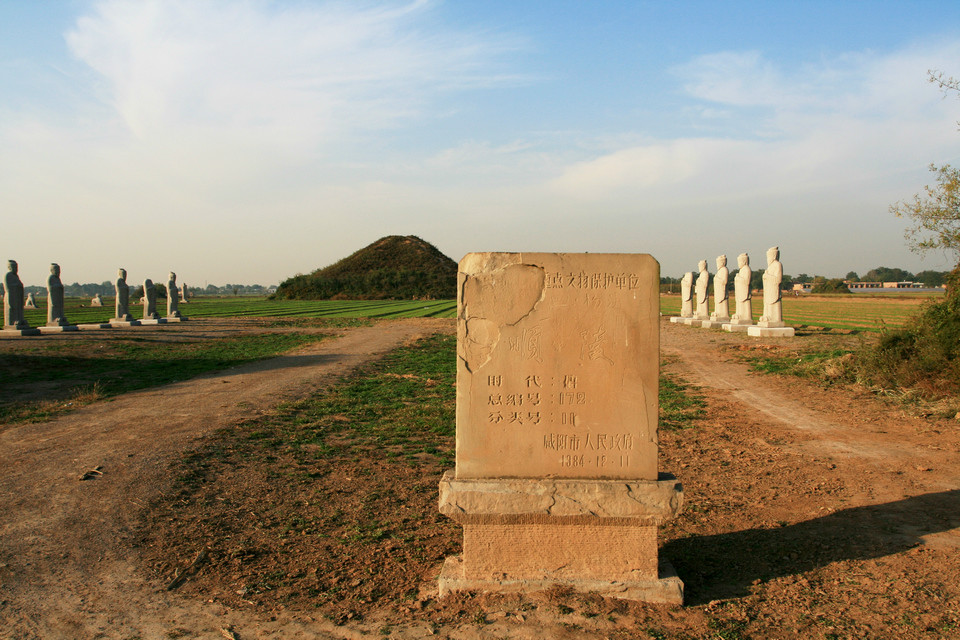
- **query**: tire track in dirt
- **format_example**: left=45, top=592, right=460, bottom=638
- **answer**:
left=0, top=318, right=451, bottom=640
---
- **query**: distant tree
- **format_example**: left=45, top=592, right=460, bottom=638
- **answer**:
left=750, top=269, right=765, bottom=290
left=846, top=271, right=859, bottom=281
left=891, top=163, right=960, bottom=266
left=812, top=279, right=851, bottom=294
left=914, top=270, right=948, bottom=287
left=863, top=267, right=914, bottom=283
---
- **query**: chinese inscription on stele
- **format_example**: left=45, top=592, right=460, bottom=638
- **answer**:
left=456, top=252, right=660, bottom=480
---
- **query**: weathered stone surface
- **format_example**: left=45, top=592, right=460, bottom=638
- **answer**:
left=709, top=255, right=730, bottom=324
left=693, top=260, right=710, bottom=320
left=679, top=271, right=695, bottom=318
left=440, top=471, right=683, bottom=523
left=729, top=252, right=753, bottom=326
left=758, top=246, right=785, bottom=328
left=4, top=260, right=29, bottom=330
left=456, top=253, right=660, bottom=481
left=113, top=268, right=133, bottom=322
left=46, top=263, right=70, bottom=327
left=167, top=272, right=181, bottom=319
left=747, top=325, right=796, bottom=337
left=442, top=252, right=683, bottom=604
left=143, top=279, right=160, bottom=320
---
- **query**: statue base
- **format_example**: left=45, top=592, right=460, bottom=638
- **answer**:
left=1, top=327, right=41, bottom=336
left=698, top=319, right=729, bottom=329
left=39, top=325, right=79, bottom=333
left=110, top=319, right=141, bottom=327
left=77, top=323, right=113, bottom=330
left=748, top=326, right=795, bottom=337
left=438, top=472, right=683, bottom=604
left=722, top=323, right=753, bottom=333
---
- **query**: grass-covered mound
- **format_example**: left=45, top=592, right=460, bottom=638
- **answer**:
left=273, top=235, right=457, bottom=300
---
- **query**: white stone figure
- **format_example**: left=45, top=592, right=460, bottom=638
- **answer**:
left=709, top=255, right=731, bottom=323
left=680, top=271, right=695, bottom=317
left=114, top=268, right=133, bottom=321
left=24, top=292, right=38, bottom=309
left=694, top=260, right=710, bottom=320
left=46, top=263, right=69, bottom=326
left=180, top=282, right=188, bottom=303
left=91, top=294, right=103, bottom=307
left=730, top=253, right=753, bottom=325
left=167, top=271, right=181, bottom=318
left=758, top=246, right=784, bottom=328
left=4, top=260, right=28, bottom=329
left=143, top=279, right=159, bottom=319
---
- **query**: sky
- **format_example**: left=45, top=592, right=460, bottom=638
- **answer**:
left=2, top=0, right=960, bottom=287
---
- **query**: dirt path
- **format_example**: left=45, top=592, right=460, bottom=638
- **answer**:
left=2, top=317, right=959, bottom=639
left=0, top=318, right=448, bottom=640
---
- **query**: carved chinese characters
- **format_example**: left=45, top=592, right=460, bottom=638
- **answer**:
left=455, top=253, right=659, bottom=480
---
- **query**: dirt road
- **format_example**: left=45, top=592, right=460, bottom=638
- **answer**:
left=1, top=317, right=959, bottom=639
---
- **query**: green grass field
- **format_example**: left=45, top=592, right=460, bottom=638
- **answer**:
left=21, top=297, right=456, bottom=326
left=20, top=292, right=936, bottom=331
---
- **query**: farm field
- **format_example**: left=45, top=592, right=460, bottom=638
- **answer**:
left=20, top=293, right=937, bottom=330
left=21, top=297, right=457, bottom=326
left=658, top=292, right=942, bottom=332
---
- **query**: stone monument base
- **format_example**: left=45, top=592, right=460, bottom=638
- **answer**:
left=77, top=323, right=113, bottom=330
left=438, top=472, right=683, bottom=605
left=165, top=316, right=186, bottom=322
left=139, top=318, right=168, bottom=325
left=1, top=327, right=41, bottom=336
left=671, top=317, right=702, bottom=326
left=698, top=319, right=729, bottom=329
left=722, top=323, right=753, bottom=333
left=438, top=555, right=683, bottom=604
left=110, top=320, right=141, bottom=327
left=747, top=326, right=795, bottom=337
left=39, top=325, right=79, bottom=333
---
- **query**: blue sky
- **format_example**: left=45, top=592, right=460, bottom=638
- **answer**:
left=2, top=0, right=960, bottom=286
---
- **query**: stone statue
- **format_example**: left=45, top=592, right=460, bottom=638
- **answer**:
left=758, top=246, right=784, bottom=327
left=47, top=263, right=69, bottom=326
left=25, top=292, right=38, bottom=309
left=730, top=253, right=753, bottom=325
left=679, top=271, right=695, bottom=318
left=143, top=279, right=159, bottom=319
left=694, top=260, right=710, bottom=320
left=91, top=294, right=103, bottom=307
left=710, top=255, right=731, bottom=323
left=114, top=268, right=133, bottom=321
left=167, top=271, right=181, bottom=318
left=180, top=283, right=188, bottom=303
left=4, top=260, right=28, bottom=329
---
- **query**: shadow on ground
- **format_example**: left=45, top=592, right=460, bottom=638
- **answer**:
left=666, top=489, right=960, bottom=604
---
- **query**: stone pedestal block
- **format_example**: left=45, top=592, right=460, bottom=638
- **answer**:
left=439, top=472, right=683, bottom=603
left=722, top=323, right=753, bottom=333
left=747, top=326, right=796, bottom=337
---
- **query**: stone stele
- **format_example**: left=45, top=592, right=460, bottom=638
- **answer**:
left=439, top=252, right=683, bottom=604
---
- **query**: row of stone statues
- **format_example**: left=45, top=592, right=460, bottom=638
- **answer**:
left=671, top=247, right=794, bottom=337
left=3, top=260, right=186, bottom=334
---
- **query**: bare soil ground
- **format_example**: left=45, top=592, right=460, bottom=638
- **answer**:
left=2, top=318, right=960, bottom=639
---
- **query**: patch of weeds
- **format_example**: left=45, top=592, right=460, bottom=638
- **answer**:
left=659, top=372, right=706, bottom=430
left=707, top=617, right=748, bottom=640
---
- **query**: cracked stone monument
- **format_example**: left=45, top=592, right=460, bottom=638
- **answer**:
left=24, top=292, right=38, bottom=309
left=166, top=272, right=183, bottom=320
left=142, top=279, right=160, bottom=321
left=701, top=255, right=731, bottom=329
left=669, top=271, right=696, bottom=325
left=112, top=268, right=136, bottom=324
left=3, top=260, right=38, bottom=334
left=438, top=252, right=684, bottom=604
left=748, top=246, right=795, bottom=337
left=724, top=253, right=755, bottom=333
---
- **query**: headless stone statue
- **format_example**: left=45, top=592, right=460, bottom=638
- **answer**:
left=167, top=272, right=181, bottom=318
left=47, top=263, right=69, bottom=326
left=710, top=255, right=731, bottom=322
left=679, top=271, right=695, bottom=317
left=114, top=268, right=133, bottom=321
left=730, top=253, right=753, bottom=325
left=143, top=279, right=159, bottom=319
left=4, top=260, right=28, bottom=329
left=25, top=293, right=38, bottom=309
left=758, top=246, right=784, bottom=328
left=91, top=293, right=103, bottom=307
left=694, top=260, right=710, bottom=320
